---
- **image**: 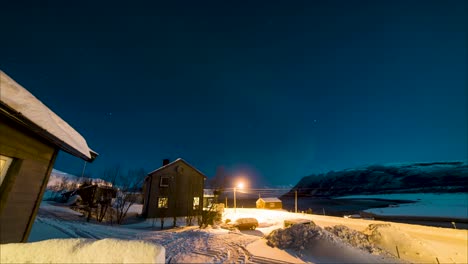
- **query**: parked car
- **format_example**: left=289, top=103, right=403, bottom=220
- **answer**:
left=284, top=218, right=314, bottom=228
left=234, top=218, right=258, bottom=230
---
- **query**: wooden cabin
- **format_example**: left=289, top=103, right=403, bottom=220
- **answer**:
left=256, top=197, right=283, bottom=209
left=142, top=159, right=206, bottom=218
left=0, top=71, right=97, bottom=243
left=76, top=184, right=117, bottom=207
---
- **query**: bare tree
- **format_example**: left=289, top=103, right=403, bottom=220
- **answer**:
left=96, top=165, right=122, bottom=223
left=210, top=166, right=226, bottom=203
left=197, top=166, right=226, bottom=228
left=50, top=177, right=67, bottom=201
left=102, top=165, right=121, bottom=186
left=113, top=168, right=146, bottom=225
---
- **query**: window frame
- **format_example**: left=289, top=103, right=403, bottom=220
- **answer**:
left=193, top=196, right=200, bottom=210
left=159, top=176, right=169, bottom=187
left=0, top=155, right=13, bottom=188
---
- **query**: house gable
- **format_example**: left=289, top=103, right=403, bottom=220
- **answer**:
left=147, top=158, right=207, bottom=180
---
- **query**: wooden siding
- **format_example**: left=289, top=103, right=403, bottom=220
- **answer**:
left=256, top=199, right=282, bottom=209
left=145, top=161, right=205, bottom=218
left=0, top=115, right=57, bottom=243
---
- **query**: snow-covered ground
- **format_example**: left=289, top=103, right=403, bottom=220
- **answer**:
left=23, top=201, right=468, bottom=264
left=338, top=193, right=468, bottom=219
left=1, top=238, right=165, bottom=264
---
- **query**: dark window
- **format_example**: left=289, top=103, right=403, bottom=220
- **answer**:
left=160, top=176, right=169, bottom=187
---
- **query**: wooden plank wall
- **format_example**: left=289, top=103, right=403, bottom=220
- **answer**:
left=0, top=115, right=56, bottom=243
left=146, top=162, right=205, bottom=218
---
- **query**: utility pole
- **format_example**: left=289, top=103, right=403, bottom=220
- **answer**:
left=294, top=190, right=298, bottom=213
left=234, top=187, right=237, bottom=213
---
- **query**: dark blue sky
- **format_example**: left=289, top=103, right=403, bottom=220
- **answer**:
left=1, top=0, right=466, bottom=186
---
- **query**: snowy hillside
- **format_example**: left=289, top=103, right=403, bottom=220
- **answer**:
left=44, top=169, right=112, bottom=200
left=47, top=169, right=112, bottom=189
left=286, top=161, right=468, bottom=197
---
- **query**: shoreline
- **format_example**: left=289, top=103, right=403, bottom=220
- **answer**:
left=227, top=196, right=468, bottom=229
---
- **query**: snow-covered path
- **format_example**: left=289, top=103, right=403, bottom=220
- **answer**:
left=30, top=203, right=268, bottom=263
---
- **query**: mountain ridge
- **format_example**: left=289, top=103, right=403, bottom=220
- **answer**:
left=283, top=161, right=468, bottom=198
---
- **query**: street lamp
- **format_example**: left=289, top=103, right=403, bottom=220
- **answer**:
left=234, top=182, right=243, bottom=213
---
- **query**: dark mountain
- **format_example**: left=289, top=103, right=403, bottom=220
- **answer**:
left=283, top=161, right=468, bottom=198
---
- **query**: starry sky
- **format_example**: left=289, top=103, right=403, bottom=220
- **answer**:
left=1, top=0, right=466, bottom=187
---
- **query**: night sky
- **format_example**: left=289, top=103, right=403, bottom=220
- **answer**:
left=1, top=1, right=466, bottom=187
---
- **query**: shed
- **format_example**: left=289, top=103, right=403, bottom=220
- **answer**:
left=0, top=70, right=97, bottom=243
left=256, top=197, right=282, bottom=209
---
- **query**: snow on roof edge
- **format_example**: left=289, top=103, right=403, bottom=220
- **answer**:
left=0, top=70, right=94, bottom=160
left=147, top=158, right=207, bottom=179
left=258, top=197, right=282, bottom=202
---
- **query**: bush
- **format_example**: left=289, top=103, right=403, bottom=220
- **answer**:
left=199, top=210, right=222, bottom=228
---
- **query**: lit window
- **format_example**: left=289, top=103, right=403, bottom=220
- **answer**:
left=205, top=198, right=214, bottom=209
left=193, top=197, right=200, bottom=210
left=160, top=176, right=169, bottom=187
left=158, top=197, right=168, bottom=208
left=0, top=155, right=13, bottom=188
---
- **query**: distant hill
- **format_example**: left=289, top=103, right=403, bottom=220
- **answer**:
left=43, top=169, right=113, bottom=201
left=47, top=169, right=112, bottom=189
left=283, top=161, right=468, bottom=198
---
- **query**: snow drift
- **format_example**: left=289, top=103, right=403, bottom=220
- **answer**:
left=0, top=238, right=165, bottom=264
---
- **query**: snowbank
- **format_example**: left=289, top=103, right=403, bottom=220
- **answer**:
left=0, top=238, right=165, bottom=264
left=223, top=208, right=467, bottom=263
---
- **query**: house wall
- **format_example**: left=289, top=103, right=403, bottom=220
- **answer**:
left=267, top=202, right=282, bottom=209
left=145, top=161, right=205, bottom=218
left=0, top=115, right=57, bottom=243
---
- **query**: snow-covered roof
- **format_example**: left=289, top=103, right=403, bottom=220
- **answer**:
left=258, top=197, right=282, bottom=203
left=203, top=189, right=215, bottom=196
left=147, top=158, right=207, bottom=179
left=0, top=70, right=96, bottom=161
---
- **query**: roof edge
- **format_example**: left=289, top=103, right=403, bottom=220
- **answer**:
left=0, top=101, right=97, bottom=162
left=147, top=158, right=207, bottom=179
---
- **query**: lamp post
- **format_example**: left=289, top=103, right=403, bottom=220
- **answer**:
left=234, top=182, right=244, bottom=213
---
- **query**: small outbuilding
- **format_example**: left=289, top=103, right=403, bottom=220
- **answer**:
left=256, top=197, right=282, bottom=209
left=0, top=70, right=97, bottom=243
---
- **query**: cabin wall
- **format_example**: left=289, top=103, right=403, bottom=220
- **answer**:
left=256, top=199, right=282, bottom=209
left=145, top=162, right=204, bottom=218
left=268, top=202, right=282, bottom=209
left=256, top=200, right=265, bottom=209
left=0, top=115, right=57, bottom=243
